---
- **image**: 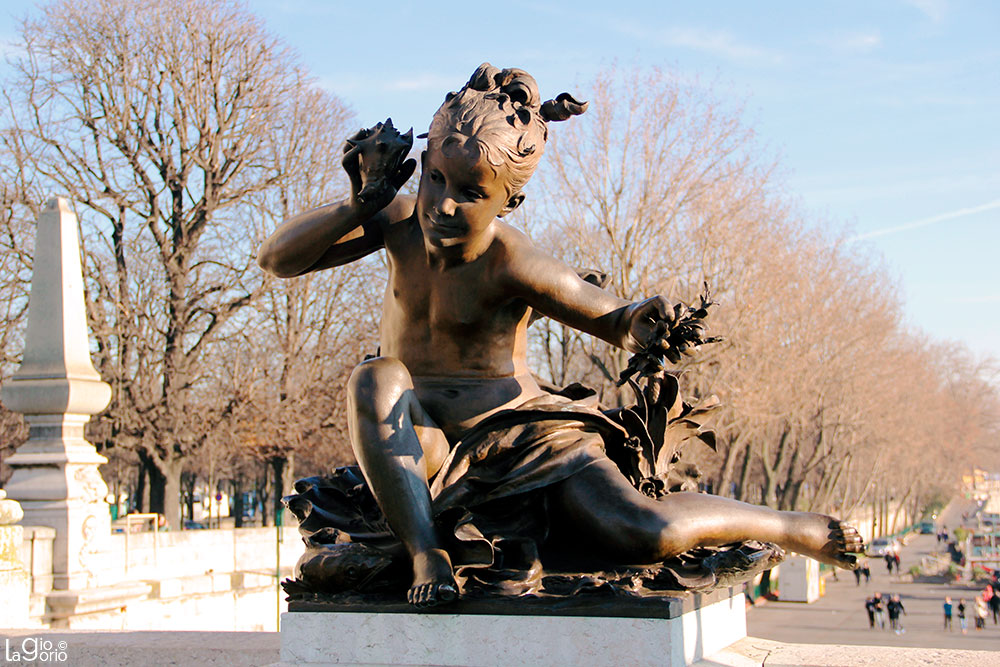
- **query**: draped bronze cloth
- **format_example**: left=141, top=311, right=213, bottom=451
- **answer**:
left=287, top=390, right=628, bottom=595
left=283, top=377, right=781, bottom=599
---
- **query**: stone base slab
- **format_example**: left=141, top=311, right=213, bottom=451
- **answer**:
left=280, top=591, right=747, bottom=666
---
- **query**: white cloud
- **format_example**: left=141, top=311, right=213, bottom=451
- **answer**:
left=849, top=198, right=1000, bottom=241
left=609, top=20, right=782, bottom=65
left=903, top=0, right=948, bottom=22
left=837, top=30, right=882, bottom=53
left=383, top=74, right=457, bottom=93
left=314, top=72, right=455, bottom=96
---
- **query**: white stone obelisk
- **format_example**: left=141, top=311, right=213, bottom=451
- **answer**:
left=2, top=197, right=112, bottom=590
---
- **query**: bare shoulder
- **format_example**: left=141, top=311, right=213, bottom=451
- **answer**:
left=379, top=194, right=417, bottom=231
left=492, top=222, right=573, bottom=290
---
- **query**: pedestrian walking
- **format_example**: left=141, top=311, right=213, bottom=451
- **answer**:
left=989, top=587, right=1000, bottom=624
left=854, top=567, right=862, bottom=586
left=893, top=552, right=901, bottom=573
left=874, top=592, right=886, bottom=630
left=958, top=599, right=967, bottom=634
left=944, top=596, right=953, bottom=630
left=975, top=595, right=988, bottom=630
left=888, top=594, right=906, bottom=634
left=884, top=553, right=894, bottom=575
left=862, top=562, right=871, bottom=584
left=865, top=596, right=876, bottom=629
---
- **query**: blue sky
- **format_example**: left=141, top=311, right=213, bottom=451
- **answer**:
left=2, top=1, right=998, bottom=364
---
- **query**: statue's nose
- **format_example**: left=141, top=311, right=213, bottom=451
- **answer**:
left=437, top=195, right=457, bottom=217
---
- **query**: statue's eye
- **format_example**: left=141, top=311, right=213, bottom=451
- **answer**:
left=346, top=566, right=359, bottom=577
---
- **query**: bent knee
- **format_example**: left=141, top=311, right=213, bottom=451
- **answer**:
left=348, top=357, right=413, bottom=401
left=347, top=357, right=415, bottom=420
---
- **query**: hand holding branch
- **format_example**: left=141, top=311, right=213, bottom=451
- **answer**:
left=619, top=283, right=722, bottom=386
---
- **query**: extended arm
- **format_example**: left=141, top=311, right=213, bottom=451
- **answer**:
left=507, top=239, right=669, bottom=353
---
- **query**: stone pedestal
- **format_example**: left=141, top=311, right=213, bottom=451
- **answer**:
left=280, top=589, right=747, bottom=666
left=779, top=554, right=821, bottom=603
left=0, top=491, right=30, bottom=628
left=2, top=197, right=112, bottom=592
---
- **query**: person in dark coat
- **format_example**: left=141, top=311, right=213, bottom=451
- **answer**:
left=873, top=592, right=886, bottom=629
left=865, top=596, right=876, bottom=629
left=887, top=594, right=906, bottom=633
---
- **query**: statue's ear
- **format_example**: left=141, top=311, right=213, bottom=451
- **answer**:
left=498, top=191, right=525, bottom=218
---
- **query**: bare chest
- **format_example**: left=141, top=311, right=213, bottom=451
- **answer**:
left=386, top=249, right=507, bottom=336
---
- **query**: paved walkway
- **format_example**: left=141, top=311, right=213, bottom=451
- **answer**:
left=698, top=636, right=998, bottom=667
left=748, top=500, right=1000, bottom=651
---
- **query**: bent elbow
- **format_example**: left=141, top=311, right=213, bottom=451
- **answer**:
left=256, top=244, right=298, bottom=278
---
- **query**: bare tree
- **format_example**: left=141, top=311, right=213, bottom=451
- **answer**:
left=1, top=0, right=353, bottom=527
left=530, top=66, right=1000, bottom=517
left=0, top=157, right=44, bottom=484
left=534, top=67, right=780, bottom=405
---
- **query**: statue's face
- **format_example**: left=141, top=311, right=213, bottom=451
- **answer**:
left=417, top=137, right=516, bottom=249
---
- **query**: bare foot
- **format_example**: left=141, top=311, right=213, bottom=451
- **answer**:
left=783, top=513, right=865, bottom=569
left=407, top=548, right=458, bottom=607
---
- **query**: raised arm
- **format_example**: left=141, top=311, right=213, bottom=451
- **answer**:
left=258, top=123, right=416, bottom=278
left=257, top=196, right=411, bottom=278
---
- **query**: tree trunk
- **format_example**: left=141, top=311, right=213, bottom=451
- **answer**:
left=761, top=429, right=790, bottom=508
left=810, top=455, right=848, bottom=513
left=147, top=458, right=166, bottom=517
left=181, top=472, right=196, bottom=526
left=232, top=477, right=245, bottom=528
left=717, top=431, right=747, bottom=497
left=782, top=480, right=803, bottom=511
left=737, top=444, right=753, bottom=502
left=270, top=456, right=287, bottom=526
left=162, top=460, right=184, bottom=530
left=134, top=456, right=148, bottom=514
left=258, top=467, right=271, bottom=528
left=779, top=446, right=802, bottom=510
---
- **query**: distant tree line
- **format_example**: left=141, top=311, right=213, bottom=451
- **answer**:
left=0, top=0, right=996, bottom=531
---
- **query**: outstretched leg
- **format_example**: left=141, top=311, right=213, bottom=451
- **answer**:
left=347, top=357, right=457, bottom=606
left=550, top=459, right=863, bottom=568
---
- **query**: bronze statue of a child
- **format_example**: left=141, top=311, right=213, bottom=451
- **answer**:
left=259, top=63, right=863, bottom=607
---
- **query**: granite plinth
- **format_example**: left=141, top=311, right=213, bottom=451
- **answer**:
left=280, top=588, right=747, bottom=666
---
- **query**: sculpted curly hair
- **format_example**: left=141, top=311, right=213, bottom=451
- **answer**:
left=426, top=63, right=587, bottom=196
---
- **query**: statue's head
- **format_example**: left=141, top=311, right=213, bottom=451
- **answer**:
left=425, top=63, right=587, bottom=198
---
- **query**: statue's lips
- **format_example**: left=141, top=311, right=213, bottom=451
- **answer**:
left=425, top=216, right=465, bottom=237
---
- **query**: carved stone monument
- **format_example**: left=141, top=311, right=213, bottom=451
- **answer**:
left=3, top=197, right=112, bottom=591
